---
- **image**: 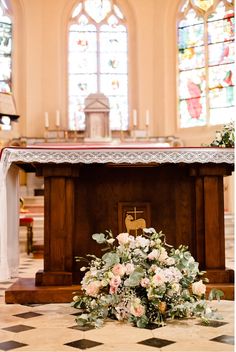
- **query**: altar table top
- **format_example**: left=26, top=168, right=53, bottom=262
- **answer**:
left=0, top=144, right=234, bottom=167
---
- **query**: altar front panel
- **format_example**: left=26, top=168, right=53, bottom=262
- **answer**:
left=72, top=164, right=195, bottom=282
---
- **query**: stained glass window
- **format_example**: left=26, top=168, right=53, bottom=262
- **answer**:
left=68, top=0, right=128, bottom=130
left=178, top=0, right=234, bottom=128
left=0, top=0, right=12, bottom=93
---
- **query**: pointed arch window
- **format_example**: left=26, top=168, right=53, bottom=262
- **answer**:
left=177, top=0, right=234, bottom=128
left=0, top=0, right=12, bottom=93
left=68, top=0, right=128, bottom=131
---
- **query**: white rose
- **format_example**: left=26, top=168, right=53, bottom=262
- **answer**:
left=166, top=257, right=175, bottom=266
left=215, top=131, right=222, bottom=141
left=192, top=280, right=206, bottom=296
left=136, top=236, right=150, bottom=248
left=107, top=238, right=115, bottom=244
left=116, top=232, right=130, bottom=245
left=148, top=249, right=159, bottom=260
left=172, top=283, right=180, bottom=293
left=205, top=307, right=212, bottom=315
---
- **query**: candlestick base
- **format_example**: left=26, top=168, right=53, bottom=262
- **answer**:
left=44, top=127, right=49, bottom=142
left=146, top=124, right=149, bottom=140
left=74, top=130, right=77, bottom=142
left=120, top=129, right=124, bottom=142
left=56, top=126, right=60, bottom=141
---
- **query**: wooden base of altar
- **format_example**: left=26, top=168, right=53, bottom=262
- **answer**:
left=5, top=278, right=234, bottom=303
left=5, top=278, right=81, bottom=304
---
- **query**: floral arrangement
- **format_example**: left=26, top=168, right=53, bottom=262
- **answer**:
left=72, top=228, right=223, bottom=329
left=210, top=121, right=235, bottom=148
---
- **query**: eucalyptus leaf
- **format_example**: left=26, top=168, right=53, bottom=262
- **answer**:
left=92, top=233, right=106, bottom=244
left=124, top=267, right=144, bottom=287
left=102, top=252, right=120, bottom=269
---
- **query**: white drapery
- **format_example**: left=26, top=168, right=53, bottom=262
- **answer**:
left=0, top=161, right=19, bottom=280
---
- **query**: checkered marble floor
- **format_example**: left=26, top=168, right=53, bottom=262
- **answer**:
left=0, top=254, right=234, bottom=352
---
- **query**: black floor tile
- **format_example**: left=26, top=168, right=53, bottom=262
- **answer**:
left=0, top=340, right=28, bottom=351
left=144, top=323, right=163, bottom=330
left=197, top=320, right=228, bottom=328
left=65, top=339, right=103, bottom=350
left=138, top=337, right=175, bottom=348
left=210, top=334, right=234, bottom=345
left=2, top=324, right=36, bottom=333
left=13, top=311, right=42, bottom=319
left=69, top=325, right=95, bottom=331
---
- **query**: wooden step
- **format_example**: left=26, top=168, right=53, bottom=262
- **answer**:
left=5, top=278, right=81, bottom=304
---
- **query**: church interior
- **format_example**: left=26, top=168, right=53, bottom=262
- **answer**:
left=0, top=0, right=235, bottom=351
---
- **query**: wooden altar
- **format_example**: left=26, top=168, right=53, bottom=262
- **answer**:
left=0, top=145, right=234, bottom=302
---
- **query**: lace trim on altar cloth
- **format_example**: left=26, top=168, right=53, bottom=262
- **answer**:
left=0, top=147, right=234, bottom=170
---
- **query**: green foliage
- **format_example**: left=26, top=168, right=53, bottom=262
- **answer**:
left=208, top=288, right=224, bottom=302
left=210, top=121, right=235, bottom=148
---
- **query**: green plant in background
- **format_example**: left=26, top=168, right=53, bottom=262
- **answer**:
left=210, top=121, right=235, bottom=148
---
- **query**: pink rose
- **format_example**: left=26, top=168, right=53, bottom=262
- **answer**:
left=130, top=303, right=145, bottom=317
left=109, top=285, right=118, bottom=294
left=152, top=273, right=165, bottom=286
left=112, top=264, right=126, bottom=277
left=110, top=275, right=121, bottom=288
left=140, top=278, right=150, bottom=288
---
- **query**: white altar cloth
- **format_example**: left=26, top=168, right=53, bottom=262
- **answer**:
left=0, top=145, right=234, bottom=280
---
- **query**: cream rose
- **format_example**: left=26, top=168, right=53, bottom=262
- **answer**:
left=158, top=247, right=168, bottom=262
left=192, top=280, right=206, bottom=296
left=85, top=281, right=101, bottom=297
left=125, top=263, right=135, bottom=275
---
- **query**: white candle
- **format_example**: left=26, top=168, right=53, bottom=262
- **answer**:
left=45, top=112, right=49, bottom=128
left=145, top=110, right=150, bottom=126
left=56, top=110, right=60, bottom=127
left=133, top=109, right=137, bottom=127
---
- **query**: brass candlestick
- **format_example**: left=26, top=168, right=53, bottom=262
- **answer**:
left=146, top=124, right=149, bottom=140
left=74, top=129, right=77, bottom=142
left=133, top=125, right=137, bottom=141
left=44, top=127, right=49, bottom=142
left=56, top=126, right=60, bottom=141
left=120, top=128, right=124, bottom=142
